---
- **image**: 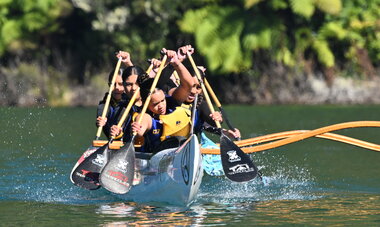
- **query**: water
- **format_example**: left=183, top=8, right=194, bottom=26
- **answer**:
left=1, top=105, right=380, bottom=226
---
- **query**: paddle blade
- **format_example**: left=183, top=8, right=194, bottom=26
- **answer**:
left=220, top=133, right=258, bottom=182
left=99, top=141, right=135, bottom=194
left=70, top=144, right=109, bottom=190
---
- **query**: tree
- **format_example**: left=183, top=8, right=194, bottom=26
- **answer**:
left=0, top=0, right=72, bottom=57
left=178, top=0, right=379, bottom=80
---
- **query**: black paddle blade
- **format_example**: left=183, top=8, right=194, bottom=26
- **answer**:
left=220, top=133, right=258, bottom=182
left=70, top=144, right=109, bottom=190
left=99, top=141, right=135, bottom=194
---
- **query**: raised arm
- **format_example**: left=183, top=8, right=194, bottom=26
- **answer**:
left=163, top=46, right=194, bottom=103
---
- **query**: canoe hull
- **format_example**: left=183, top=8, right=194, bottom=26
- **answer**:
left=118, top=134, right=203, bottom=206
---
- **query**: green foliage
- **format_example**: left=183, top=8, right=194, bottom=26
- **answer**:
left=0, top=0, right=72, bottom=54
left=0, top=0, right=379, bottom=95
left=193, top=6, right=249, bottom=72
left=340, top=0, right=380, bottom=63
left=315, top=0, right=342, bottom=15
left=179, top=0, right=378, bottom=74
left=290, top=0, right=315, bottom=18
left=319, top=22, right=347, bottom=40
left=179, top=5, right=276, bottom=73
left=312, top=39, right=335, bottom=67
left=244, top=0, right=263, bottom=9
left=69, top=0, right=190, bottom=68
left=269, top=0, right=288, bottom=10
left=276, top=47, right=295, bottom=66
left=1, top=20, right=21, bottom=46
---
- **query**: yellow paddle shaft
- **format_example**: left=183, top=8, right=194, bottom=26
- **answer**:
left=187, top=53, right=221, bottom=128
left=96, top=57, right=123, bottom=138
left=204, top=78, right=222, bottom=108
left=134, top=55, right=168, bottom=134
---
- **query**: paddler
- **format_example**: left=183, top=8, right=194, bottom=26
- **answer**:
left=130, top=47, right=195, bottom=153
left=147, top=48, right=241, bottom=140
left=108, top=65, right=147, bottom=142
left=96, top=51, right=134, bottom=139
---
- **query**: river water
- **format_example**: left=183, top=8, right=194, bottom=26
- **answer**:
left=1, top=105, right=379, bottom=226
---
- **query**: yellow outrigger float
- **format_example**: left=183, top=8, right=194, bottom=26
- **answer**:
left=92, top=120, right=380, bottom=155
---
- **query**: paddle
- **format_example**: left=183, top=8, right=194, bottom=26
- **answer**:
left=190, top=94, right=198, bottom=135
left=95, top=58, right=123, bottom=140
left=187, top=53, right=258, bottom=182
left=71, top=87, right=140, bottom=190
left=70, top=57, right=123, bottom=190
left=99, top=54, right=168, bottom=194
left=204, top=78, right=241, bottom=140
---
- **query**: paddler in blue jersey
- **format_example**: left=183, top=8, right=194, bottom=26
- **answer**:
left=108, top=65, right=147, bottom=142
left=96, top=51, right=134, bottom=139
left=130, top=47, right=196, bottom=153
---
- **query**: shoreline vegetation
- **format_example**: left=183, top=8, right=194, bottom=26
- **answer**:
left=0, top=0, right=379, bottom=107
left=1, top=62, right=379, bottom=107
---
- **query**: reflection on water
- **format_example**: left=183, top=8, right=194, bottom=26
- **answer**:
left=97, top=202, right=207, bottom=226
left=94, top=193, right=380, bottom=226
left=96, top=202, right=263, bottom=226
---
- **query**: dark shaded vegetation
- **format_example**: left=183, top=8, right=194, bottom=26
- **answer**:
left=0, top=0, right=379, bottom=106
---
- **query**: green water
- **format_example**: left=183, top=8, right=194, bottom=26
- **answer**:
left=1, top=105, right=380, bottom=226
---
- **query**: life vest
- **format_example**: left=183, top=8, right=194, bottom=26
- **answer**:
left=159, top=104, right=192, bottom=141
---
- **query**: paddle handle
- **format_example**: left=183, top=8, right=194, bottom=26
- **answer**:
left=190, top=94, right=198, bottom=135
left=95, top=57, right=123, bottom=139
left=134, top=55, right=168, bottom=135
left=187, top=53, right=221, bottom=128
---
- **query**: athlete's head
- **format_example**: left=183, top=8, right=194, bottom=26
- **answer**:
left=107, top=68, right=124, bottom=101
left=140, top=78, right=167, bottom=115
left=185, top=67, right=205, bottom=103
left=122, top=66, right=146, bottom=100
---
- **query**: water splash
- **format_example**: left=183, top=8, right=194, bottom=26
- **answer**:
left=197, top=151, right=322, bottom=204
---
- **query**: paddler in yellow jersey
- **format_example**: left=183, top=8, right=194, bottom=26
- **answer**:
left=131, top=47, right=195, bottom=153
left=149, top=47, right=241, bottom=140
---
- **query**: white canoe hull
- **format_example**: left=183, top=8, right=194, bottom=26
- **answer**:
left=118, top=134, right=203, bottom=206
